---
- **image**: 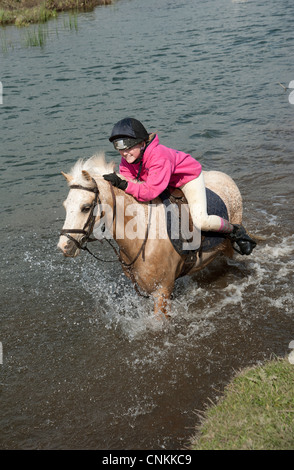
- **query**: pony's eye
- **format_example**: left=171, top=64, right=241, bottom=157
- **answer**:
left=81, top=205, right=91, bottom=213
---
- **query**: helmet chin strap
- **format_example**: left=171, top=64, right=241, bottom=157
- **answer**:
left=131, top=144, right=146, bottom=181
left=132, top=144, right=146, bottom=165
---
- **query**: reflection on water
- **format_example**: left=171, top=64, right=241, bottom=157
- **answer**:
left=0, top=0, right=293, bottom=450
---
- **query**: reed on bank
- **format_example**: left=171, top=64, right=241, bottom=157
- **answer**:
left=0, top=0, right=112, bottom=26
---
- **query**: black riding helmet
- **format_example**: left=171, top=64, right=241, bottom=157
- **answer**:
left=109, top=117, right=149, bottom=150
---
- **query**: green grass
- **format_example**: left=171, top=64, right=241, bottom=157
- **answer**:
left=0, top=4, right=57, bottom=26
left=190, top=357, right=294, bottom=450
left=0, top=8, right=11, bottom=25
left=63, top=11, right=78, bottom=31
left=0, top=1, right=112, bottom=26
left=0, top=8, right=79, bottom=51
left=23, top=23, right=48, bottom=47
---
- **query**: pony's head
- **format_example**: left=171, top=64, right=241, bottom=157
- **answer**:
left=57, top=153, right=115, bottom=257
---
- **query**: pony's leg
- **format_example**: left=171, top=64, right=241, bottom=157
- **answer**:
left=153, top=287, right=173, bottom=320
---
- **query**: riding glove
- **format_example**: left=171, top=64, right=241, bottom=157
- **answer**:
left=103, top=173, right=128, bottom=190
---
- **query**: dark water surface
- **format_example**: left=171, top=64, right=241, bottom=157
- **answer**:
left=0, top=0, right=293, bottom=450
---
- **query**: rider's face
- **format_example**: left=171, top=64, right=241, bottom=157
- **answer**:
left=119, top=142, right=144, bottom=164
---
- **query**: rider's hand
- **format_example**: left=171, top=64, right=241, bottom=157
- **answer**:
left=103, top=173, right=128, bottom=191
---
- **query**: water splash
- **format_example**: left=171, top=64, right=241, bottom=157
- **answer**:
left=76, top=234, right=294, bottom=344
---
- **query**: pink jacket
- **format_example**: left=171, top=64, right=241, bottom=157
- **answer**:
left=119, top=134, right=202, bottom=202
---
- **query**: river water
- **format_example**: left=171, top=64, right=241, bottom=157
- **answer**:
left=0, top=0, right=293, bottom=450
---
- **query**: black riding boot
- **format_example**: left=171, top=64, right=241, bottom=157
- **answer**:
left=228, top=224, right=256, bottom=255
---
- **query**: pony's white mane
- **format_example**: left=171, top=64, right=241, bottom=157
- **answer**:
left=69, top=153, right=115, bottom=186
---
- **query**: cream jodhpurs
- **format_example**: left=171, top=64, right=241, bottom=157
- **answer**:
left=180, top=171, right=229, bottom=232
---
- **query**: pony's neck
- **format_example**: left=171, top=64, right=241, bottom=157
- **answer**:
left=92, top=176, right=115, bottom=232
left=94, top=177, right=148, bottom=259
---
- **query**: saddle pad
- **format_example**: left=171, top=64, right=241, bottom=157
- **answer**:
left=201, top=188, right=228, bottom=252
left=160, top=188, right=228, bottom=255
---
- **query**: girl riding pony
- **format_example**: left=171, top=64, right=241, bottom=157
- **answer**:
left=103, top=117, right=256, bottom=255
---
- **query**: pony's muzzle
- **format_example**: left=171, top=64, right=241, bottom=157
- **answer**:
left=57, top=235, right=80, bottom=257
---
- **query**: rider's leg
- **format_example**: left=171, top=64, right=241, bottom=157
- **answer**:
left=180, top=172, right=256, bottom=255
left=180, top=172, right=233, bottom=232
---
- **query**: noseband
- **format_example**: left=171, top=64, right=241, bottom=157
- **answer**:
left=60, top=179, right=103, bottom=251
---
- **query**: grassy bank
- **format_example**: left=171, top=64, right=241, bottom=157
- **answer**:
left=190, top=356, right=294, bottom=450
left=0, top=0, right=113, bottom=26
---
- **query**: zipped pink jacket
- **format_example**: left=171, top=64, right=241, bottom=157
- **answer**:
left=119, top=134, right=202, bottom=202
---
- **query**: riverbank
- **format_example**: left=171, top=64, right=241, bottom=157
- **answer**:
left=0, top=0, right=113, bottom=26
left=190, top=356, right=294, bottom=450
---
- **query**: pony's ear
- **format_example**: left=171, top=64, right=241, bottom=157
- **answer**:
left=61, top=171, right=73, bottom=183
left=82, top=170, right=92, bottom=182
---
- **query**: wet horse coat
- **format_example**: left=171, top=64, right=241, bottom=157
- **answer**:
left=58, top=155, right=243, bottom=318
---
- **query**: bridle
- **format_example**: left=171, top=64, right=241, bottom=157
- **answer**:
left=60, top=177, right=152, bottom=297
left=60, top=178, right=103, bottom=251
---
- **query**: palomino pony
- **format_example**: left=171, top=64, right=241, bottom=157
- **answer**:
left=58, top=154, right=243, bottom=318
